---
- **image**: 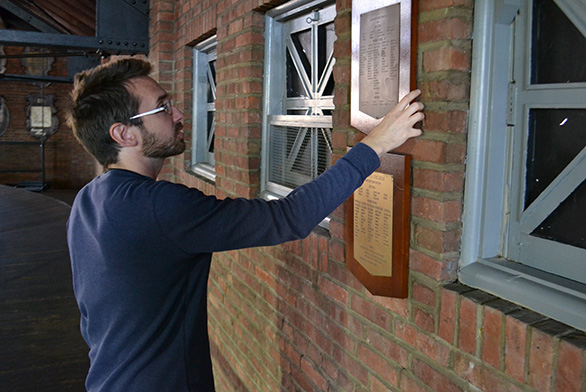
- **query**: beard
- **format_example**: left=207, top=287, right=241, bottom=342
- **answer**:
left=140, top=122, right=186, bottom=158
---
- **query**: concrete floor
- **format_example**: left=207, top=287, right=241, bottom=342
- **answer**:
left=0, top=185, right=88, bottom=391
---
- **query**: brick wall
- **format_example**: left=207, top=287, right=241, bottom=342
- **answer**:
left=147, top=0, right=586, bottom=390
left=0, top=45, right=96, bottom=189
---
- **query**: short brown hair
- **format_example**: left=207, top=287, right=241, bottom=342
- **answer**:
left=68, top=58, right=151, bottom=168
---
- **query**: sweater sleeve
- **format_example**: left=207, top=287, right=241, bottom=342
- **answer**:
left=155, top=143, right=380, bottom=254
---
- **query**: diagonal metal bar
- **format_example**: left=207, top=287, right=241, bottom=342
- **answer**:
left=317, top=52, right=335, bottom=97
left=207, top=62, right=216, bottom=101
left=206, top=120, right=215, bottom=152
left=521, top=146, right=586, bottom=233
left=285, top=36, right=312, bottom=98
left=318, top=128, right=333, bottom=153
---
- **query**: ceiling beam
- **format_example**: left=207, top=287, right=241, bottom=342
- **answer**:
left=0, top=2, right=62, bottom=34
left=0, top=29, right=148, bottom=54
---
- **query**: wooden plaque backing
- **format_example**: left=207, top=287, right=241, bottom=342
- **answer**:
left=346, top=152, right=410, bottom=298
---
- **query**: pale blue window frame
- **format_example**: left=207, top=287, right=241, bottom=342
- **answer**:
left=461, top=0, right=586, bottom=331
left=192, top=36, right=217, bottom=181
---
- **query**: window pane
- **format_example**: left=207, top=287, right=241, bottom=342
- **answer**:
left=287, top=29, right=312, bottom=98
left=322, top=75, right=335, bottom=96
left=531, top=181, right=586, bottom=248
left=207, top=111, right=215, bottom=153
left=531, top=0, right=586, bottom=84
left=292, top=29, right=312, bottom=76
left=525, top=109, right=586, bottom=208
left=207, top=60, right=216, bottom=103
left=317, top=21, right=335, bottom=80
left=268, top=124, right=332, bottom=188
left=286, top=51, right=306, bottom=98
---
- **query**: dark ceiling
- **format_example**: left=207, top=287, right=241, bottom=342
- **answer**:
left=0, top=0, right=149, bottom=81
left=0, top=0, right=96, bottom=36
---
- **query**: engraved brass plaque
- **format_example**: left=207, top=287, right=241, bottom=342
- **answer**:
left=353, top=172, right=394, bottom=277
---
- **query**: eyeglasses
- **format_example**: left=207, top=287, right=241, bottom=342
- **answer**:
left=129, top=100, right=173, bottom=120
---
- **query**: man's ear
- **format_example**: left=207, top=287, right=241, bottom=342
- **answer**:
left=109, top=123, right=139, bottom=147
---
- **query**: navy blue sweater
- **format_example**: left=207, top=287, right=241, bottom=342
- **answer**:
left=67, top=143, right=380, bottom=391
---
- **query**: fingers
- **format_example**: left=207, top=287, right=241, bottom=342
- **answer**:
left=360, top=89, right=424, bottom=156
left=398, top=89, right=422, bottom=110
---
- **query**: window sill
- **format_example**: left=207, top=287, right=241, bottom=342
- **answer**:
left=459, top=257, right=586, bottom=332
left=262, top=189, right=331, bottom=232
left=190, top=163, right=216, bottom=183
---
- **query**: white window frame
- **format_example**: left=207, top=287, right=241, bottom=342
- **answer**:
left=460, top=0, right=586, bottom=331
left=191, top=36, right=217, bottom=182
left=261, top=0, right=336, bottom=204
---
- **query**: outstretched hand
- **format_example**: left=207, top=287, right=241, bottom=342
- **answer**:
left=361, top=89, right=424, bottom=156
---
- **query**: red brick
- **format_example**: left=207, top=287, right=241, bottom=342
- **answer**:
left=423, top=110, right=468, bottom=134
left=395, top=320, right=450, bottom=366
left=412, top=358, right=463, bottom=392
left=528, top=328, right=554, bottom=390
left=409, top=249, right=458, bottom=282
left=332, top=346, right=369, bottom=386
left=371, top=294, right=409, bottom=320
left=413, top=168, right=465, bottom=193
left=291, top=362, right=314, bottom=391
left=365, top=329, right=409, bottom=369
left=413, top=306, right=435, bottom=333
left=326, top=257, right=363, bottom=293
left=398, top=376, right=429, bottom=392
left=324, top=317, right=355, bottom=353
left=556, top=338, right=585, bottom=392
left=394, top=138, right=446, bottom=164
left=413, top=282, right=436, bottom=308
left=329, top=240, right=345, bottom=263
left=329, top=218, right=345, bottom=241
left=453, top=352, right=526, bottom=392
left=333, top=34, right=352, bottom=58
left=423, top=79, right=470, bottom=102
left=318, top=276, right=349, bottom=306
left=300, top=357, right=327, bottom=391
left=418, top=18, right=471, bottom=42
left=438, top=289, right=457, bottom=344
left=369, top=375, right=393, bottom=392
left=357, top=345, right=399, bottom=386
left=419, top=0, right=473, bottom=12
left=458, top=297, right=477, bottom=354
left=423, top=46, right=470, bottom=73
left=481, top=307, right=503, bottom=369
left=412, top=196, right=463, bottom=224
left=416, top=225, right=461, bottom=253
left=333, top=63, right=351, bottom=84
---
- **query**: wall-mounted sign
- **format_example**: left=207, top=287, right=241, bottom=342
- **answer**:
left=26, top=95, right=58, bottom=142
left=353, top=172, right=395, bottom=277
left=351, top=0, right=416, bottom=134
left=346, top=152, right=411, bottom=298
left=0, top=96, right=8, bottom=137
left=22, top=47, right=55, bottom=87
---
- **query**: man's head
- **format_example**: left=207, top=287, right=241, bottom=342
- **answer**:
left=68, top=58, right=184, bottom=169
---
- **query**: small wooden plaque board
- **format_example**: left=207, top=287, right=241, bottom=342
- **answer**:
left=346, top=152, right=410, bottom=298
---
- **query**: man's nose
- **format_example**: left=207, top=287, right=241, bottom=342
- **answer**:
left=172, top=106, right=184, bottom=122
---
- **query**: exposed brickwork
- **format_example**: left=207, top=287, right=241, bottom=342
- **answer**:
left=0, top=47, right=96, bottom=189
left=125, top=0, right=586, bottom=391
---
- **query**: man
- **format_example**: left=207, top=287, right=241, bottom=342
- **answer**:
left=67, top=58, right=424, bottom=391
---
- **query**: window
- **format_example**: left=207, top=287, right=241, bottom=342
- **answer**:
left=262, top=1, right=336, bottom=198
left=192, top=36, right=217, bottom=181
left=461, top=0, right=586, bottom=330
